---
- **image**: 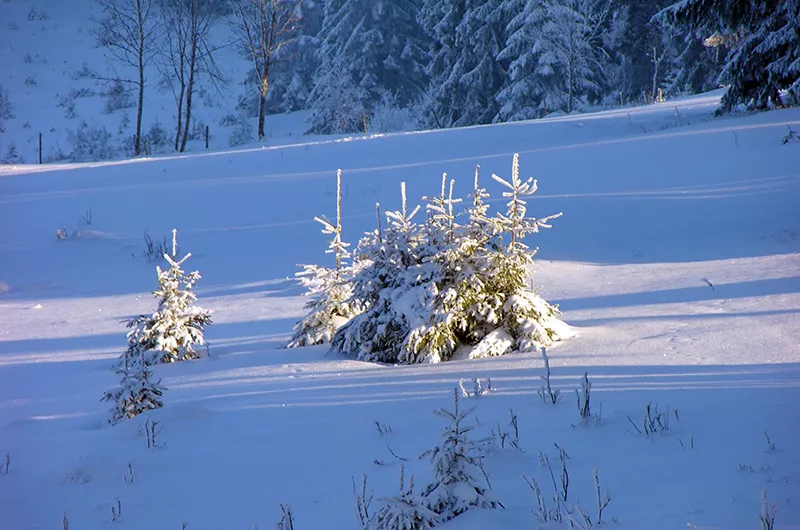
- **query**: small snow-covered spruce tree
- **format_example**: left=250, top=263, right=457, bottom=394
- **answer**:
left=147, top=230, right=211, bottom=363
left=289, top=170, right=361, bottom=347
left=400, top=174, right=467, bottom=363
left=488, top=154, right=565, bottom=352
left=420, top=389, right=498, bottom=522
left=103, top=341, right=165, bottom=424
left=329, top=181, right=426, bottom=362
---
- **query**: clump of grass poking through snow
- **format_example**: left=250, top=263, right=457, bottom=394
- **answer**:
left=538, top=347, right=561, bottom=404
left=627, top=403, right=672, bottom=437
left=576, top=373, right=591, bottom=420
left=491, top=409, right=520, bottom=450
left=760, top=490, right=777, bottom=530
left=141, top=230, right=171, bottom=262
left=763, top=430, right=776, bottom=453
left=276, top=504, right=295, bottom=530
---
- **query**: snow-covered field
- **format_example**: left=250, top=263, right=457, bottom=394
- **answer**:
left=1, top=90, right=800, bottom=530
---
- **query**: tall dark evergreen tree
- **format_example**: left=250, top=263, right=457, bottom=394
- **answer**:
left=496, top=0, right=626, bottom=118
left=613, top=0, right=672, bottom=103
left=666, top=29, right=726, bottom=97
left=308, top=0, right=428, bottom=134
left=661, top=0, right=800, bottom=111
left=419, top=0, right=506, bottom=128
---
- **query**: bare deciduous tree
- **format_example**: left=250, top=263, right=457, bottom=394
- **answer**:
left=94, top=0, right=159, bottom=156
left=231, top=0, right=303, bottom=140
left=159, top=0, right=226, bottom=152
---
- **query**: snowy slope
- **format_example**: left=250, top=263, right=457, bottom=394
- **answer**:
left=1, top=93, right=799, bottom=530
left=0, top=0, right=318, bottom=164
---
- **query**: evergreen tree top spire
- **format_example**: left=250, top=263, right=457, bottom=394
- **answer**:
left=386, top=181, right=421, bottom=234
left=491, top=153, right=562, bottom=251
left=160, top=228, right=192, bottom=273
left=314, top=169, right=350, bottom=271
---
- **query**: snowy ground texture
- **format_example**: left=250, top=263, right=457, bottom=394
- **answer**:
left=1, top=91, right=800, bottom=530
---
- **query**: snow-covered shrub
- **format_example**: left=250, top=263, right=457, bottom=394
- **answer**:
left=228, top=120, right=253, bottom=147
left=0, top=86, right=12, bottom=120
left=57, top=92, right=77, bottom=119
left=363, top=391, right=496, bottom=528
left=125, top=230, right=211, bottom=364
left=368, top=91, right=418, bottom=133
left=28, top=6, right=48, bottom=20
left=45, top=143, right=69, bottom=163
left=70, top=87, right=96, bottom=99
left=103, top=324, right=165, bottom=424
left=307, top=59, right=367, bottom=134
left=0, top=143, right=24, bottom=165
left=290, top=170, right=362, bottom=347
left=330, top=155, right=568, bottom=364
left=0, top=86, right=13, bottom=133
left=188, top=119, right=207, bottom=141
left=141, top=120, right=168, bottom=155
left=104, top=78, right=133, bottom=114
left=219, top=114, right=238, bottom=126
left=118, top=113, right=130, bottom=135
left=67, top=122, right=116, bottom=162
left=420, top=390, right=498, bottom=522
left=72, top=62, right=97, bottom=80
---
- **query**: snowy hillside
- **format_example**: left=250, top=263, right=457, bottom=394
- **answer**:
left=1, top=91, right=800, bottom=530
left=0, top=0, right=323, bottom=165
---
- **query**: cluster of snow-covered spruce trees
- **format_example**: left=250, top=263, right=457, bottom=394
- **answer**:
left=290, top=153, right=570, bottom=362
left=104, top=154, right=569, bottom=421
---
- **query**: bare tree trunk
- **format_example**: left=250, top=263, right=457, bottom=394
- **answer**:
left=174, top=82, right=184, bottom=150
left=180, top=33, right=198, bottom=152
left=258, top=76, right=268, bottom=139
left=232, top=0, right=301, bottom=142
left=135, top=39, right=144, bottom=156
left=180, top=63, right=195, bottom=151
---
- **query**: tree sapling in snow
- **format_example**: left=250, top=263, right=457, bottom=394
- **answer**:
left=103, top=344, right=165, bottom=424
left=137, top=229, right=211, bottom=363
left=420, top=389, right=498, bottom=522
left=290, top=170, right=361, bottom=347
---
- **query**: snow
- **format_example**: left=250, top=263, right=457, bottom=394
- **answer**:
left=468, top=329, right=514, bottom=359
left=1, top=19, right=800, bottom=527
